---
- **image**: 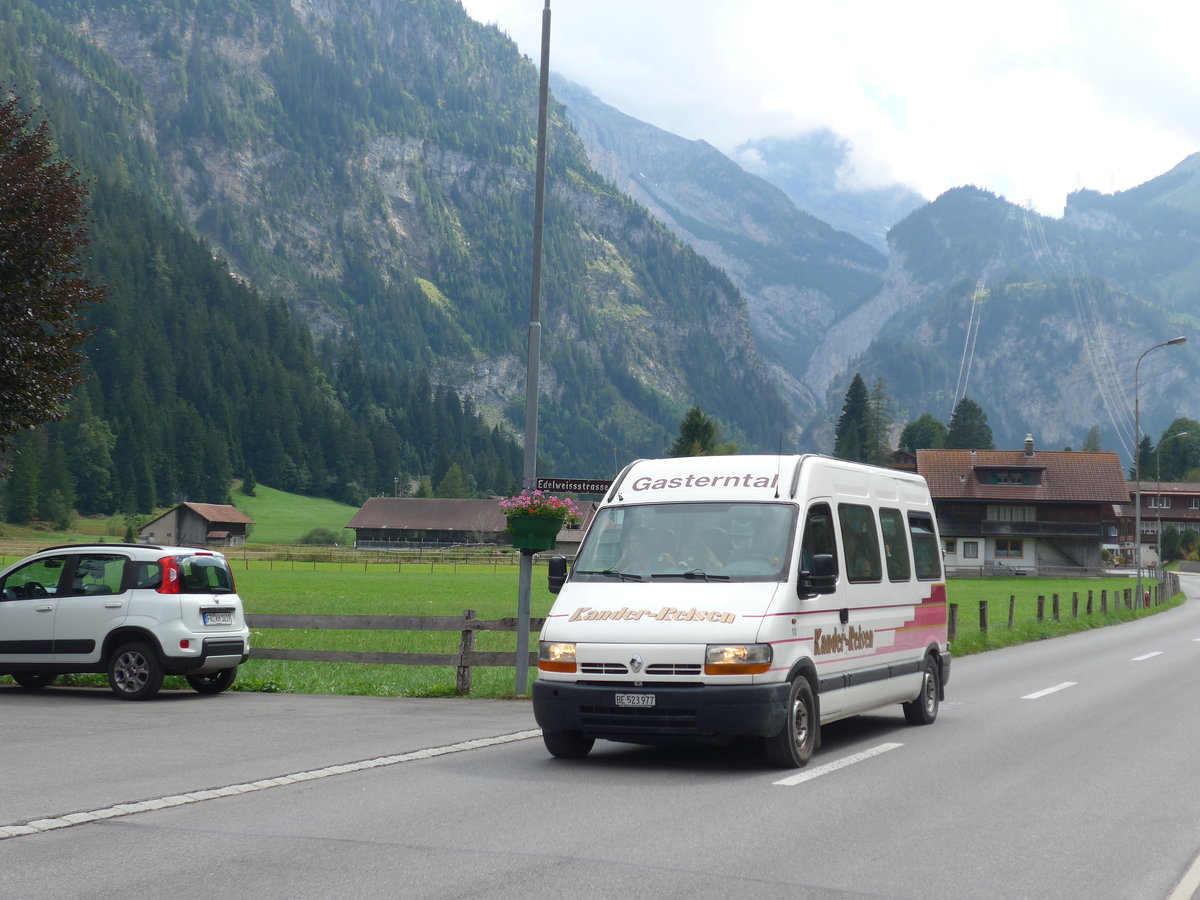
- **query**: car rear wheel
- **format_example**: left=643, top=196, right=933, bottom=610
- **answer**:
left=12, top=672, right=57, bottom=689
left=108, top=642, right=164, bottom=700
left=185, top=667, right=237, bottom=695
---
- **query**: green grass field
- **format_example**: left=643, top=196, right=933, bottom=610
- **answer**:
left=227, top=483, right=359, bottom=545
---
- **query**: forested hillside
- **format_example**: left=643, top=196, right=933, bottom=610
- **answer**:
left=0, top=0, right=791, bottom=522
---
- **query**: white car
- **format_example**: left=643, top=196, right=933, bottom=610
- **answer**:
left=0, top=543, right=249, bottom=700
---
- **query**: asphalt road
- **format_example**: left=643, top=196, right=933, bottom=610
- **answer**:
left=4, top=577, right=1200, bottom=899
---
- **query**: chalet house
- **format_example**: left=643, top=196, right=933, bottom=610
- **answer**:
left=346, top=497, right=596, bottom=551
left=916, top=436, right=1130, bottom=575
left=138, top=502, right=255, bottom=547
left=1115, top=481, right=1200, bottom=566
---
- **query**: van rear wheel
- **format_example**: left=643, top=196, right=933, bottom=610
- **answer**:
left=764, top=676, right=817, bottom=768
left=903, top=655, right=940, bottom=725
left=542, top=729, right=595, bottom=759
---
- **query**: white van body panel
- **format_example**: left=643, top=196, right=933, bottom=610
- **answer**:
left=532, top=454, right=950, bottom=763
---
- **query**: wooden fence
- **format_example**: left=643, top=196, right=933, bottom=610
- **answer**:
left=947, top=573, right=1180, bottom=640
left=245, top=610, right=544, bottom=694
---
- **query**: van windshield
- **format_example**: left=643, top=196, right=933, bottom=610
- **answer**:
left=572, top=502, right=796, bottom=582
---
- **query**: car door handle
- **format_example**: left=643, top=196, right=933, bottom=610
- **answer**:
left=104, top=600, right=124, bottom=608
left=37, top=605, right=54, bottom=612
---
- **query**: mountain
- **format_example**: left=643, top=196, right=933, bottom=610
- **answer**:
left=0, top=0, right=793, bottom=519
left=732, top=131, right=927, bottom=253
left=544, top=75, right=1200, bottom=456
left=551, top=76, right=886, bottom=417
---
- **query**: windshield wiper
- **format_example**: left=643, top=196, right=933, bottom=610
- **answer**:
left=651, top=569, right=730, bottom=582
left=575, top=568, right=646, bottom=582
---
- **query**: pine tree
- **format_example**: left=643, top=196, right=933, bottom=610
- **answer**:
left=833, top=374, right=870, bottom=462
left=865, top=376, right=895, bottom=465
left=666, top=406, right=736, bottom=457
left=946, top=397, right=994, bottom=450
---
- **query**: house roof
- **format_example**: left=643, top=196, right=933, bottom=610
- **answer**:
left=180, top=502, right=255, bottom=525
left=140, top=502, right=255, bottom=531
left=916, top=449, right=1130, bottom=503
left=346, top=497, right=598, bottom=533
left=347, top=498, right=509, bottom=531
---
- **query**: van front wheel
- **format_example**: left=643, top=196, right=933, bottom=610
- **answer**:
left=542, top=729, right=595, bottom=759
left=764, top=676, right=817, bottom=768
left=903, top=655, right=940, bottom=725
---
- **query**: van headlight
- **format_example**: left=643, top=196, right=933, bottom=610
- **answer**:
left=704, top=643, right=772, bottom=676
left=538, top=641, right=577, bottom=673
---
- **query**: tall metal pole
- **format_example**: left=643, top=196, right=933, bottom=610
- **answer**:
left=1133, top=336, right=1187, bottom=607
left=516, top=0, right=552, bottom=695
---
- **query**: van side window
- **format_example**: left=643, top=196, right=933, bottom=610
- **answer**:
left=879, top=508, right=912, bottom=582
left=839, top=504, right=881, bottom=583
left=909, top=513, right=943, bottom=580
left=800, top=503, right=838, bottom=577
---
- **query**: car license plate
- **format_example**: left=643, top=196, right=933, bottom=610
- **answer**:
left=615, top=693, right=655, bottom=708
left=202, top=611, right=233, bottom=626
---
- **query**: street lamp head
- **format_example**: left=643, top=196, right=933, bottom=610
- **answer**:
left=1167, top=335, right=1187, bottom=346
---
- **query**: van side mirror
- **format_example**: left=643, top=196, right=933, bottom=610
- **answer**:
left=798, top=553, right=836, bottom=597
left=547, top=555, right=568, bottom=595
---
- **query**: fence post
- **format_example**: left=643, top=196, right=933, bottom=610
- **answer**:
left=948, top=603, right=957, bottom=641
left=1101, top=589, right=1107, bottom=614
left=1052, top=594, right=1060, bottom=622
left=1071, top=591, right=1079, bottom=619
left=979, top=600, right=989, bottom=634
left=1037, top=595, right=1045, bottom=623
left=456, top=609, right=476, bottom=696
left=1008, top=595, right=1015, bottom=629
left=1087, top=590, right=1093, bottom=616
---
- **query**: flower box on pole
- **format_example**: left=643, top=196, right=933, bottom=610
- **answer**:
left=499, top=490, right=581, bottom=552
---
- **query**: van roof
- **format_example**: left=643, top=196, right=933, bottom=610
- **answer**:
left=607, top=455, right=929, bottom=505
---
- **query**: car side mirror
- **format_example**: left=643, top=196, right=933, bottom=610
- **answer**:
left=547, top=555, right=568, bottom=595
left=798, top=553, right=837, bottom=597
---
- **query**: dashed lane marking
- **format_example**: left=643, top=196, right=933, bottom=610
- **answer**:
left=1022, top=682, right=1077, bottom=700
left=0, top=730, right=542, bottom=841
left=773, top=742, right=903, bottom=786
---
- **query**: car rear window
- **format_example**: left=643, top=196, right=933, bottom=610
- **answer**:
left=177, top=555, right=235, bottom=593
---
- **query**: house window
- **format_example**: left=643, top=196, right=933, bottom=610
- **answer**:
left=1190, top=498, right=1200, bottom=510
left=995, top=539, right=1024, bottom=558
left=962, top=541, right=979, bottom=559
left=990, top=471, right=1031, bottom=485
left=987, top=505, right=1036, bottom=522
left=943, top=538, right=957, bottom=555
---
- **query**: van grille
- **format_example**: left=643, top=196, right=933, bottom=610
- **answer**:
left=579, top=662, right=702, bottom=677
left=646, top=663, right=702, bottom=676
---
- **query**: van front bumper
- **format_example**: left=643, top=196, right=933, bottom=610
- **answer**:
left=532, top=680, right=792, bottom=741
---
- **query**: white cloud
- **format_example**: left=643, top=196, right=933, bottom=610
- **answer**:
left=460, top=0, right=1200, bottom=217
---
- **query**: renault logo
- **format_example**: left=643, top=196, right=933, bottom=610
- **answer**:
left=629, top=654, right=644, bottom=673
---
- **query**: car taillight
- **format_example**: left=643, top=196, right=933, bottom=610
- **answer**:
left=158, top=556, right=181, bottom=594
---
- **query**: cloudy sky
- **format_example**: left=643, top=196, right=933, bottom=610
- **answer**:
left=459, top=0, right=1200, bottom=217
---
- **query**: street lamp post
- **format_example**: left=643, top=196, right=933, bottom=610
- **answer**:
left=1133, top=336, right=1187, bottom=607
left=1155, top=431, right=1189, bottom=577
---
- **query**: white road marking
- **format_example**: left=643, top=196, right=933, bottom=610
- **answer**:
left=1131, top=651, right=1163, bottom=661
left=1167, top=846, right=1200, bottom=900
left=0, top=729, right=542, bottom=841
left=773, top=742, right=903, bottom=786
left=1021, top=682, right=1077, bottom=700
